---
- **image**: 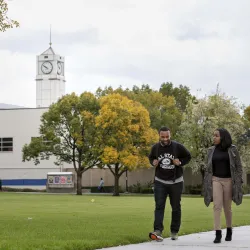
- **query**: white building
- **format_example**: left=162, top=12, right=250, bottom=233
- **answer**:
left=0, top=108, right=54, bottom=189
left=0, top=44, right=66, bottom=189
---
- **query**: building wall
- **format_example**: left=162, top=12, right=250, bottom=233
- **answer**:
left=0, top=108, right=61, bottom=188
left=36, top=79, right=65, bottom=108
left=66, top=166, right=202, bottom=189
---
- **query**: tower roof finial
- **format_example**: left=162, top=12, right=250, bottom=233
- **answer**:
left=49, top=25, right=52, bottom=47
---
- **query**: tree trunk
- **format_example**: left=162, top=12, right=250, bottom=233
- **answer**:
left=76, top=172, right=82, bottom=195
left=113, top=174, right=120, bottom=196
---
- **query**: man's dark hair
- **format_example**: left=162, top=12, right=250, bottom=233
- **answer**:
left=216, top=128, right=232, bottom=150
left=159, top=126, right=170, bottom=134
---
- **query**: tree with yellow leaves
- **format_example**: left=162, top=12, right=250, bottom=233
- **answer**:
left=96, top=85, right=182, bottom=136
left=96, top=93, right=158, bottom=196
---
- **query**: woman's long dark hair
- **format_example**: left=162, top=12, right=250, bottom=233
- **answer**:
left=216, top=128, right=232, bottom=150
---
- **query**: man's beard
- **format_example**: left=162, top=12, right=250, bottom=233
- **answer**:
left=160, top=140, right=170, bottom=146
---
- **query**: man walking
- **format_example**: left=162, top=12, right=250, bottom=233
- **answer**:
left=98, top=178, right=105, bottom=192
left=148, top=126, right=191, bottom=241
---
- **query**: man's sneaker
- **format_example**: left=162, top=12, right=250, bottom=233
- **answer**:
left=149, top=230, right=163, bottom=242
left=171, top=232, right=178, bottom=240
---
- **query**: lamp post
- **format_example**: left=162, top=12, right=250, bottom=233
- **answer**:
left=126, top=169, right=128, bottom=192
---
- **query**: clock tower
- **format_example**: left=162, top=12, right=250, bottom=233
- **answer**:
left=36, top=44, right=66, bottom=108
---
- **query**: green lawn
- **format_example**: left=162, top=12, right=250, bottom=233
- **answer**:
left=0, top=193, right=249, bottom=250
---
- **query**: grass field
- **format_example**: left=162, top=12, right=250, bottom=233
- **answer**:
left=0, top=193, right=249, bottom=250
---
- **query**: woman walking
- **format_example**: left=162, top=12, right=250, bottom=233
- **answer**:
left=204, top=128, right=243, bottom=243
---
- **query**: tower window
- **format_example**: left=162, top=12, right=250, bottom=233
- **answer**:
left=44, top=56, right=48, bottom=59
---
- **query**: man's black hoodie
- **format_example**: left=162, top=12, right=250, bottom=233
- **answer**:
left=148, top=140, right=191, bottom=182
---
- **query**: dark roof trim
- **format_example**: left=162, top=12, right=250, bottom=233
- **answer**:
left=0, top=107, right=49, bottom=111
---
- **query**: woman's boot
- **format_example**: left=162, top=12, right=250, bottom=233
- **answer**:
left=213, top=230, right=222, bottom=243
left=225, top=227, right=232, bottom=241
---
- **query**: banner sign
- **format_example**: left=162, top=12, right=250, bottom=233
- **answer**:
left=47, top=173, right=74, bottom=188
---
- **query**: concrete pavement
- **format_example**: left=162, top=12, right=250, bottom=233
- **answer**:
left=99, top=226, right=250, bottom=249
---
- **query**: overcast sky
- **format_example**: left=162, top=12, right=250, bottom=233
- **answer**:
left=1, top=0, right=250, bottom=108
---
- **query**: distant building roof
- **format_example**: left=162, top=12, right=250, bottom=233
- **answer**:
left=0, top=103, right=26, bottom=109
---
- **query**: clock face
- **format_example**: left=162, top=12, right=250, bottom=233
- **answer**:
left=57, top=62, right=62, bottom=75
left=41, top=61, right=53, bottom=74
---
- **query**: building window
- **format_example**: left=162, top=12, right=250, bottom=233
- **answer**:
left=0, top=137, right=13, bottom=152
left=44, top=56, right=48, bottom=58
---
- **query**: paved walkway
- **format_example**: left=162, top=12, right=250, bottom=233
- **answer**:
left=98, top=226, right=250, bottom=250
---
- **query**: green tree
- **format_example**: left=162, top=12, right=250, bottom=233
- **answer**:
left=0, top=0, right=19, bottom=32
left=160, top=82, right=195, bottom=112
left=239, top=106, right=250, bottom=173
left=22, top=92, right=100, bottom=195
left=96, top=93, right=158, bottom=196
left=237, top=128, right=250, bottom=175
left=96, top=85, right=182, bottom=136
left=243, top=106, right=250, bottom=126
left=177, top=91, right=246, bottom=191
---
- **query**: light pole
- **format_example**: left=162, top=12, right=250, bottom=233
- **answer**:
left=126, top=169, right=128, bottom=192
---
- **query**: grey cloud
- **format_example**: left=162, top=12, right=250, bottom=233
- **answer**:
left=84, top=61, right=250, bottom=106
left=0, top=28, right=100, bottom=53
left=70, top=63, right=165, bottom=84
left=176, top=22, right=219, bottom=41
left=172, top=0, right=250, bottom=41
left=100, top=1, right=136, bottom=10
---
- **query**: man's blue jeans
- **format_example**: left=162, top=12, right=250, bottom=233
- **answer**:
left=154, top=180, right=183, bottom=233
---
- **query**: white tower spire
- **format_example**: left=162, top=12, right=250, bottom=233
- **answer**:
left=49, top=24, right=52, bottom=47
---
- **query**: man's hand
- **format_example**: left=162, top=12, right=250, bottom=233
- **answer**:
left=153, top=159, right=159, bottom=167
left=173, top=158, right=181, bottom=166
